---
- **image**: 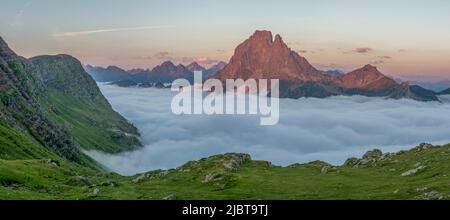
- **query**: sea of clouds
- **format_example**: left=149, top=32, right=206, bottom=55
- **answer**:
left=85, top=84, right=450, bottom=175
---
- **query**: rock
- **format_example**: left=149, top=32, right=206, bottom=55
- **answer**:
left=66, top=176, right=92, bottom=186
left=203, top=174, right=215, bottom=183
left=344, top=157, right=359, bottom=167
left=414, top=143, right=433, bottom=152
left=362, top=149, right=383, bottom=160
left=158, top=171, right=169, bottom=178
left=321, top=166, right=330, bottom=174
left=287, top=163, right=302, bottom=168
left=222, top=154, right=251, bottom=171
left=43, top=159, right=60, bottom=167
left=202, top=174, right=224, bottom=183
left=356, top=149, right=384, bottom=166
left=416, top=187, right=428, bottom=192
left=132, top=174, right=147, bottom=183
left=261, top=161, right=273, bottom=167
left=417, top=190, right=445, bottom=200
left=163, top=194, right=175, bottom=200
left=100, top=180, right=118, bottom=187
left=132, top=170, right=169, bottom=183
left=88, top=188, right=99, bottom=197
left=401, top=166, right=426, bottom=177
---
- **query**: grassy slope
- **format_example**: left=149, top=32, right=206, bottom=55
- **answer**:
left=30, top=55, right=142, bottom=154
left=1, top=144, right=448, bottom=200
left=39, top=88, right=140, bottom=153
left=0, top=119, right=57, bottom=160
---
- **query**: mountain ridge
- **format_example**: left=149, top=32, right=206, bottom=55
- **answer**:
left=214, top=30, right=439, bottom=102
left=0, top=36, right=142, bottom=167
left=86, top=60, right=227, bottom=84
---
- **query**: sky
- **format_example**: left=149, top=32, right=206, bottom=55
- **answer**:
left=1, top=0, right=450, bottom=81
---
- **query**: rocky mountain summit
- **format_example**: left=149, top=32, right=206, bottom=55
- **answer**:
left=215, top=30, right=327, bottom=82
left=214, top=30, right=440, bottom=101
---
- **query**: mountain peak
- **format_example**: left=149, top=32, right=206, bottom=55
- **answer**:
left=215, top=30, right=324, bottom=81
left=0, top=36, right=8, bottom=48
left=106, top=65, right=125, bottom=71
left=212, top=61, right=227, bottom=69
left=274, top=34, right=283, bottom=43
left=250, top=30, right=273, bottom=43
left=161, top=60, right=175, bottom=67
left=363, top=64, right=377, bottom=70
left=186, top=62, right=206, bottom=71
left=0, top=36, right=19, bottom=59
left=338, top=64, right=398, bottom=91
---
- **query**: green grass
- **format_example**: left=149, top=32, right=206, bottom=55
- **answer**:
left=0, top=144, right=449, bottom=200
left=39, top=88, right=141, bottom=153
left=0, top=119, right=57, bottom=160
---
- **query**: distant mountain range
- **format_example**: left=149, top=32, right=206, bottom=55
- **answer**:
left=407, top=80, right=450, bottom=93
left=439, top=88, right=450, bottom=95
left=86, top=30, right=447, bottom=102
left=214, top=30, right=442, bottom=102
left=321, top=70, right=344, bottom=77
left=86, top=61, right=227, bottom=85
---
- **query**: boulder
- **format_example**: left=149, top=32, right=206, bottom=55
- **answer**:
left=414, top=143, right=433, bottom=152
left=66, top=176, right=92, bottom=186
left=362, top=149, right=383, bottom=160
left=222, top=154, right=251, bottom=171
left=401, top=166, right=426, bottom=177
left=344, top=157, right=359, bottom=167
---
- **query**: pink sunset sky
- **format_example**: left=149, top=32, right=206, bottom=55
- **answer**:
left=1, top=0, right=450, bottom=81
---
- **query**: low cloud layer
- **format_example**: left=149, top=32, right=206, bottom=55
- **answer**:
left=86, top=84, right=450, bottom=175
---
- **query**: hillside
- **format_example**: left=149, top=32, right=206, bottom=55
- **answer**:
left=31, top=55, right=142, bottom=153
left=0, top=143, right=448, bottom=200
left=0, top=36, right=142, bottom=167
left=0, top=36, right=93, bottom=166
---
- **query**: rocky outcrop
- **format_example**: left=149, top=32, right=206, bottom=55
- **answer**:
left=344, top=149, right=385, bottom=167
left=337, top=65, right=398, bottom=91
left=215, top=30, right=328, bottom=82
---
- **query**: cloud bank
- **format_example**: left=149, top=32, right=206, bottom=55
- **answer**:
left=86, top=84, right=450, bottom=175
